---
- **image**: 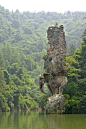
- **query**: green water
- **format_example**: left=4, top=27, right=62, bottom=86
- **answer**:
left=0, top=111, right=86, bottom=129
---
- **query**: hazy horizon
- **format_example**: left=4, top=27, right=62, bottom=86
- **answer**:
left=0, top=0, right=86, bottom=13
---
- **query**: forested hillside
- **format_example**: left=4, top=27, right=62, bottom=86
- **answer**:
left=0, top=5, right=86, bottom=112
left=63, top=31, right=86, bottom=113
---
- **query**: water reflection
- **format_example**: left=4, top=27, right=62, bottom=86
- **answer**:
left=46, top=114, right=64, bottom=129
left=46, top=114, right=86, bottom=129
left=0, top=111, right=86, bottom=129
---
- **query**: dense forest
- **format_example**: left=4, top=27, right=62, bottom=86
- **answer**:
left=0, top=5, right=86, bottom=113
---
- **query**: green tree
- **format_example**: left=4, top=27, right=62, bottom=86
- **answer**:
left=67, top=44, right=76, bottom=56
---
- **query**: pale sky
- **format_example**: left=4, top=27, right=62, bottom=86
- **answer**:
left=0, top=0, right=86, bottom=13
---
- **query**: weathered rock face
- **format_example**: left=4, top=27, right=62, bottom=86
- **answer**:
left=39, top=25, right=67, bottom=95
left=39, top=24, right=67, bottom=113
left=45, top=25, right=67, bottom=76
left=46, top=95, right=68, bottom=114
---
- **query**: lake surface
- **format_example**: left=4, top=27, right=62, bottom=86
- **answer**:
left=0, top=111, right=86, bottom=129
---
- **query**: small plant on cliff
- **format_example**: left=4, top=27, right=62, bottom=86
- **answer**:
left=54, top=22, right=59, bottom=27
left=54, top=22, right=59, bottom=31
left=64, top=94, right=70, bottom=99
left=42, top=54, right=48, bottom=61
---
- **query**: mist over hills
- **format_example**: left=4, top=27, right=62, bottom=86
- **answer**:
left=0, top=5, right=86, bottom=111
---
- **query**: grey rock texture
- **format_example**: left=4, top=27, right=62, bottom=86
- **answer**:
left=45, top=25, right=66, bottom=76
left=46, top=94, right=68, bottom=114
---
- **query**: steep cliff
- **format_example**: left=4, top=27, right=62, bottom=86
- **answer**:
left=44, top=25, right=67, bottom=76
left=39, top=24, right=67, bottom=113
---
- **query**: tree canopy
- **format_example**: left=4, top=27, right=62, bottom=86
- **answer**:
left=0, top=5, right=86, bottom=112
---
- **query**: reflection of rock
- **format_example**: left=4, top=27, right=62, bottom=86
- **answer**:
left=46, top=94, right=68, bottom=114
left=46, top=115, right=58, bottom=129
left=46, top=114, right=65, bottom=129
